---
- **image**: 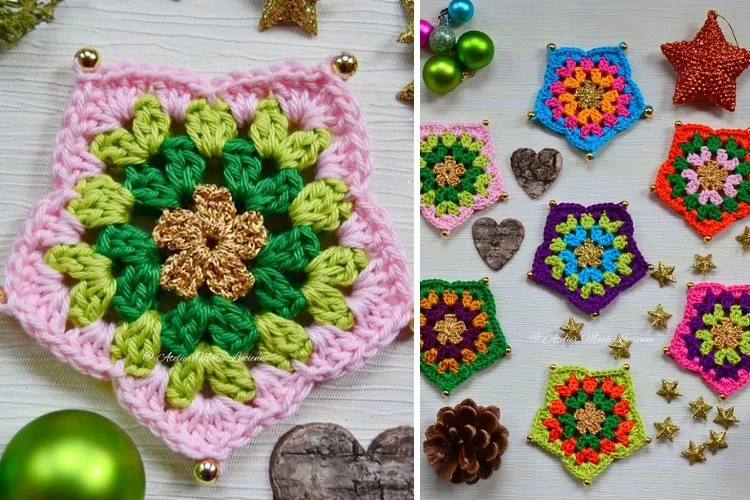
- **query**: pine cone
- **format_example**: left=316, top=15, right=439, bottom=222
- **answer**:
left=423, top=398, right=509, bottom=484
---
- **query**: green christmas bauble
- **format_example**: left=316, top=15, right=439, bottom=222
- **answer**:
left=455, top=30, right=495, bottom=71
left=0, top=410, right=146, bottom=500
left=423, top=55, right=463, bottom=94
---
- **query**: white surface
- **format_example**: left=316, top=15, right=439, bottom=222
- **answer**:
left=0, top=1, right=413, bottom=499
left=420, top=1, right=750, bottom=498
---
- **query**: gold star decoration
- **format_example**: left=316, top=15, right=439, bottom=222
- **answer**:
left=681, top=441, right=706, bottom=465
left=713, top=406, right=739, bottom=430
left=693, top=254, right=716, bottom=276
left=657, top=379, right=682, bottom=403
left=397, top=81, right=414, bottom=103
left=737, top=226, right=750, bottom=251
left=397, top=0, right=413, bottom=43
left=259, top=0, right=318, bottom=36
left=608, top=333, right=631, bottom=359
left=650, top=262, right=676, bottom=287
left=654, top=416, right=680, bottom=441
left=704, top=430, right=728, bottom=454
left=560, top=316, right=584, bottom=342
left=648, top=304, right=672, bottom=329
left=688, top=396, right=713, bottom=420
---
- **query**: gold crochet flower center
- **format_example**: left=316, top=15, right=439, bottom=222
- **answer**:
left=712, top=318, right=743, bottom=350
left=433, top=156, right=466, bottom=187
left=575, top=81, right=604, bottom=110
left=574, top=401, right=606, bottom=435
left=697, top=160, right=728, bottom=191
left=433, top=314, right=467, bottom=345
left=153, top=184, right=268, bottom=301
left=574, top=239, right=604, bottom=268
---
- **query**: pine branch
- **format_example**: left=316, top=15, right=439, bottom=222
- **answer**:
left=0, top=0, right=63, bottom=48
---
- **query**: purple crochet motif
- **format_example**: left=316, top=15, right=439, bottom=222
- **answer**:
left=530, top=202, right=649, bottom=315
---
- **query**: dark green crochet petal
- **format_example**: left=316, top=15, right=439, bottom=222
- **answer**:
left=435, top=185, right=459, bottom=204
left=420, top=167, right=436, bottom=194
left=255, top=226, right=320, bottom=274
left=243, top=169, right=303, bottom=215
left=207, top=296, right=260, bottom=355
left=161, top=135, right=206, bottom=202
left=161, top=297, right=210, bottom=357
left=222, top=137, right=262, bottom=203
left=253, top=267, right=307, bottom=319
left=123, top=165, right=181, bottom=211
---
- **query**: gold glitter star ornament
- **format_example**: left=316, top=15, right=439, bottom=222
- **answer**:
left=657, top=379, right=682, bottom=403
left=681, top=441, right=706, bottom=465
left=688, top=396, right=713, bottom=420
left=693, top=254, right=716, bottom=276
left=398, top=0, right=414, bottom=44
left=259, top=0, right=318, bottom=36
left=654, top=416, right=679, bottom=441
left=559, top=316, right=583, bottom=342
left=650, top=262, right=676, bottom=287
left=737, top=226, right=750, bottom=250
left=648, top=304, right=672, bottom=329
left=713, top=406, right=739, bottom=429
left=704, top=430, right=728, bottom=454
left=608, top=333, right=632, bottom=359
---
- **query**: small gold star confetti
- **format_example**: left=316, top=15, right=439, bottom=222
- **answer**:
left=397, top=81, right=414, bottom=103
left=650, top=262, right=676, bottom=287
left=704, top=430, right=728, bottom=454
left=648, top=304, right=672, bottom=329
left=736, top=226, right=750, bottom=251
left=560, top=316, right=584, bottom=342
left=713, top=406, right=739, bottom=430
left=693, top=254, right=716, bottom=276
left=688, top=396, right=713, bottom=420
left=681, top=441, right=706, bottom=465
left=397, top=0, right=414, bottom=44
left=657, top=379, right=682, bottom=403
left=608, top=333, right=631, bottom=359
left=654, top=416, right=680, bottom=441
left=259, top=0, right=318, bottom=36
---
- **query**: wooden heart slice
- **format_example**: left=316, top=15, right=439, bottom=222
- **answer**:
left=510, top=147, right=562, bottom=199
left=472, top=217, right=525, bottom=270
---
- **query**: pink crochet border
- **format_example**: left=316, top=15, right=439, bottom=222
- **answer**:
left=669, top=282, right=750, bottom=397
left=420, top=122, right=504, bottom=234
left=0, top=59, right=411, bottom=464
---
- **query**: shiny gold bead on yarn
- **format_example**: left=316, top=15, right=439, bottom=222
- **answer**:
left=527, top=111, right=536, bottom=120
left=527, top=271, right=534, bottom=279
left=675, top=120, right=683, bottom=128
left=482, top=119, right=490, bottom=127
left=500, top=192, right=509, bottom=201
left=547, top=43, right=557, bottom=52
left=719, top=394, right=727, bottom=401
left=649, top=184, right=656, bottom=192
left=505, top=347, right=512, bottom=355
left=441, top=230, right=449, bottom=237
left=527, top=434, right=534, bottom=442
left=686, top=281, right=694, bottom=289
left=591, top=312, right=600, bottom=318
left=619, top=41, right=628, bottom=51
left=583, top=480, right=591, bottom=486
left=642, top=106, right=653, bottom=118
left=331, top=53, right=358, bottom=80
left=663, top=346, right=670, bottom=355
left=645, top=436, right=652, bottom=444
left=442, top=390, right=450, bottom=398
left=549, top=363, right=557, bottom=371
left=621, top=201, right=629, bottom=209
left=548, top=199, right=557, bottom=207
left=585, top=153, right=594, bottom=161
left=704, top=236, right=712, bottom=243
left=481, top=276, right=490, bottom=285
left=623, top=363, right=630, bottom=371
left=193, top=459, right=219, bottom=484
left=75, top=48, right=100, bottom=72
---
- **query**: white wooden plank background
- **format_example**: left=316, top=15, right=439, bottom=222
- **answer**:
left=0, top=1, right=414, bottom=498
left=420, top=1, right=750, bottom=498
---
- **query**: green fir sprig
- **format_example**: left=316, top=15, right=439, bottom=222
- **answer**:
left=0, top=0, right=63, bottom=48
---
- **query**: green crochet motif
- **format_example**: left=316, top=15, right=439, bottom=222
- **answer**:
left=46, top=93, right=369, bottom=409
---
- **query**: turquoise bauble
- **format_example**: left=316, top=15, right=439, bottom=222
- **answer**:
left=448, top=0, right=474, bottom=24
left=423, top=55, right=463, bottom=94
left=455, top=30, right=495, bottom=71
left=0, top=410, right=146, bottom=500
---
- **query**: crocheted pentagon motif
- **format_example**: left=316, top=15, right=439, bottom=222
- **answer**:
left=420, top=123, right=504, bottom=235
left=529, top=366, right=648, bottom=483
left=653, top=124, right=750, bottom=239
left=531, top=202, right=649, bottom=315
left=420, top=279, right=508, bottom=393
left=668, top=283, right=750, bottom=398
left=533, top=45, right=648, bottom=156
left=0, top=60, right=411, bottom=464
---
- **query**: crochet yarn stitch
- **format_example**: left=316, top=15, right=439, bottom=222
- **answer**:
left=528, top=365, right=648, bottom=483
left=532, top=45, right=649, bottom=157
left=668, top=282, right=750, bottom=398
left=653, top=124, right=750, bottom=239
left=530, top=202, right=649, bottom=315
left=420, top=122, right=504, bottom=234
left=0, top=59, right=411, bottom=464
left=420, top=279, right=509, bottom=393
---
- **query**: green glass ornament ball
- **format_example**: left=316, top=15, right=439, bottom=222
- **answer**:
left=423, top=55, right=463, bottom=94
left=428, top=24, right=456, bottom=54
left=0, top=410, right=146, bottom=500
left=455, top=30, right=495, bottom=71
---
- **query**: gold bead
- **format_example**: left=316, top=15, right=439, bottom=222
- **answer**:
left=527, top=271, right=534, bottom=279
left=621, top=201, right=629, bottom=208
left=649, top=184, right=656, bottom=192
left=648, top=264, right=655, bottom=271
left=500, top=192, right=509, bottom=201
left=585, top=152, right=594, bottom=161
left=442, top=390, right=450, bottom=398
left=549, top=363, right=557, bottom=371
left=663, top=346, right=670, bottom=355
left=527, top=111, right=536, bottom=120
left=674, top=120, right=683, bottom=128
left=719, top=393, right=727, bottom=401
left=686, top=281, right=694, bottom=289
left=481, top=276, right=490, bottom=285
left=527, top=434, right=534, bottom=442
left=505, top=347, right=512, bottom=355
left=0, top=285, right=5, bottom=305
left=482, top=119, right=490, bottom=127
left=704, top=236, right=712, bottom=243
left=643, top=106, right=653, bottom=118
left=193, top=459, right=220, bottom=484
left=331, top=52, right=358, bottom=80
left=440, top=229, right=449, bottom=238
left=547, top=42, right=557, bottom=52
left=623, top=363, right=630, bottom=371
left=591, top=312, right=599, bottom=318
left=619, top=41, right=628, bottom=51
left=548, top=199, right=557, bottom=207
left=583, top=480, right=591, bottom=486
left=645, top=436, right=652, bottom=444
left=74, top=48, right=100, bottom=72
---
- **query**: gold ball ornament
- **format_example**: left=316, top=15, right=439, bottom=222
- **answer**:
left=642, top=106, right=653, bottom=118
left=546, top=42, right=557, bottom=52
left=74, top=48, right=100, bottom=72
left=585, top=152, right=594, bottom=161
left=505, top=347, right=512, bottom=355
left=619, top=41, right=628, bottom=51
left=441, top=229, right=450, bottom=237
left=674, top=120, right=683, bottom=128
left=527, top=111, right=536, bottom=120
left=481, top=276, right=490, bottom=285
left=500, top=192, right=509, bottom=201
left=193, top=459, right=220, bottom=484
left=331, top=53, right=358, bottom=80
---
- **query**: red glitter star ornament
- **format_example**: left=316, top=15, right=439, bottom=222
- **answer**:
left=661, top=10, right=750, bottom=112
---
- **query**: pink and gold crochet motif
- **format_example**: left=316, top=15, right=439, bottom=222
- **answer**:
left=0, top=58, right=411, bottom=467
